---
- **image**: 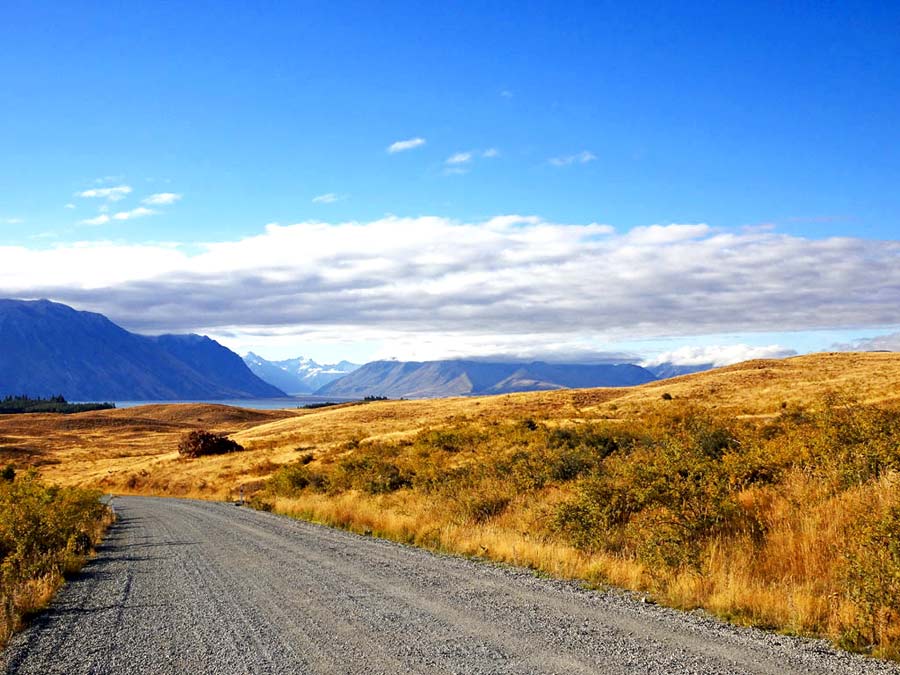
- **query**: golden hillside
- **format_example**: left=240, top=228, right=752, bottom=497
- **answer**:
left=2, top=351, right=897, bottom=497
left=4, top=351, right=900, bottom=657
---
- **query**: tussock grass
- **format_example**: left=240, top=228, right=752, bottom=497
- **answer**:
left=0, top=470, right=114, bottom=648
left=258, top=397, right=900, bottom=658
left=6, top=352, right=900, bottom=657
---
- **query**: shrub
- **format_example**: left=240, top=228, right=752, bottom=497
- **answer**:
left=269, top=463, right=329, bottom=495
left=347, top=457, right=413, bottom=494
left=177, top=430, right=244, bottom=458
left=463, top=493, right=511, bottom=523
left=554, top=418, right=755, bottom=571
left=415, top=427, right=485, bottom=453
left=842, top=502, right=900, bottom=652
left=0, top=473, right=111, bottom=647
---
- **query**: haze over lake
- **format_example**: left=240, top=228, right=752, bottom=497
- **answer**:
left=86, top=397, right=359, bottom=411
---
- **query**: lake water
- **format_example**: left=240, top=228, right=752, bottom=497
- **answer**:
left=97, top=396, right=360, bottom=410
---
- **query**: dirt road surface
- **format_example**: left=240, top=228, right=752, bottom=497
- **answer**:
left=3, top=496, right=898, bottom=674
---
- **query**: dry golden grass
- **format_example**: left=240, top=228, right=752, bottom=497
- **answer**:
left=0, top=404, right=298, bottom=498
left=4, top=352, right=900, bottom=657
left=7, top=352, right=899, bottom=496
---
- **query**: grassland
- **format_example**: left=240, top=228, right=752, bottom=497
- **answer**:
left=3, top=351, right=900, bottom=657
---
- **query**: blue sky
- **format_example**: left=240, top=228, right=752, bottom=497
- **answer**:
left=1, top=2, right=899, bottom=364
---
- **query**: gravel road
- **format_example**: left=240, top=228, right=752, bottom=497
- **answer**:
left=3, top=496, right=899, bottom=675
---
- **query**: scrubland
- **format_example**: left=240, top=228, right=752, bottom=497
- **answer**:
left=257, top=397, right=900, bottom=657
left=3, top=352, right=900, bottom=657
left=0, top=471, right=113, bottom=648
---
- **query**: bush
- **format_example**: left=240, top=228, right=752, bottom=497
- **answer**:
left=333, top=456, right=413, bottom=494
left=554, top=418, right=756, bottom=571
left=177, top=430, right=244, bottom=458
left=842, top=503, right=900, bottom=652
left=269, top=463, right=329, bottom=495
left=0, top=473, right=111, bottom=647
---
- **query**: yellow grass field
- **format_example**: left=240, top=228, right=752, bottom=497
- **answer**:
left=4, top=351, right=900, bottom=657
left=4, top=351, right=894, bottom=497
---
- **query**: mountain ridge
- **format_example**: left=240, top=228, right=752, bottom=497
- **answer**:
left=243, top=353, right=360, bottom=394
left=0, top=299, right=285, bottom=400
left=315, top=359, right=657, bottom=398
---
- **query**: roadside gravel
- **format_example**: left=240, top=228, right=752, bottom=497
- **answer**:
left=2, top=496, right=899, bottom=674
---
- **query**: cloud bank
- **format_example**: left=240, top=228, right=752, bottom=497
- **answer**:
left=1, top=216, right=899, bottom=359
left=643, top=344, right=798, bottom=368
left=834, top=333, right=900, bottom=352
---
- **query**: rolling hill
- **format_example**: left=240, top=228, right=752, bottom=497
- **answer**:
left=7, top=351, right=900, bottom=658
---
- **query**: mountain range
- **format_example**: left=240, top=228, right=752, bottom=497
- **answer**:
left=643, top=363, right=713, bottom=380
left=314, top=359, right=658, bottom=399
left=0, top=299, right=285, bottom=400
left=243, top=353, right=360, bottom=394
left=0, top=299, right=717, bottom=402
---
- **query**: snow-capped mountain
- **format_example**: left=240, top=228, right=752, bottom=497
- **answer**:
left=243, top=353, right=360, bottom=394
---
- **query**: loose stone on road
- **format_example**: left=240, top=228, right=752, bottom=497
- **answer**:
left=2, top=496, right=899, bottom=674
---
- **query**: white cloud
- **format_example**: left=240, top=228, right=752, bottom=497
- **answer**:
left=64, top=203, right=76, bottom=210
left=2, top=218, right=899, bottom=362
left=76, top=185, right=132, bottom=201
left=2, top=218, right=24, bottom=225
left=549, top=151, right=597, bottom=167
left=834, top=333, right=900, bottom=352
left=112, top=207, right=156, bottom=221
left=643, top=344, right=797, bottom=368
left=141, top=192, right=182, bottom=206
left=387, top=137, right=426, bottom=153
left=312, top=193, right=344, bottom=204
left=79, top=214, right=111, bottom=226
left=625, top=224, right=710, bottom=245
left=443, top=148, right=497, bottom=173
left=446, top=152, right=473, bottom=165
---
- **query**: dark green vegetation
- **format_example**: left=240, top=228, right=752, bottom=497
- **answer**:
left=0, top=396, right=114, bottom=415
left=0, top=471, right=112, bottom=647
left=177, top=430, right=245, bottom=458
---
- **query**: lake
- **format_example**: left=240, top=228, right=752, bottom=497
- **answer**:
left=91, top=396, right=360, bottom=411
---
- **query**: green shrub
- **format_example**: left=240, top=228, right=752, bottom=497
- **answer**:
left=842, top=503, right=900, bottom=651
left=555, top=419, right=756, bottom=571
left=332, top=456, right=413, bottom=495
left=415, top=427, right=485, bottom=453
left=0, top=472, right=110, bottom=646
